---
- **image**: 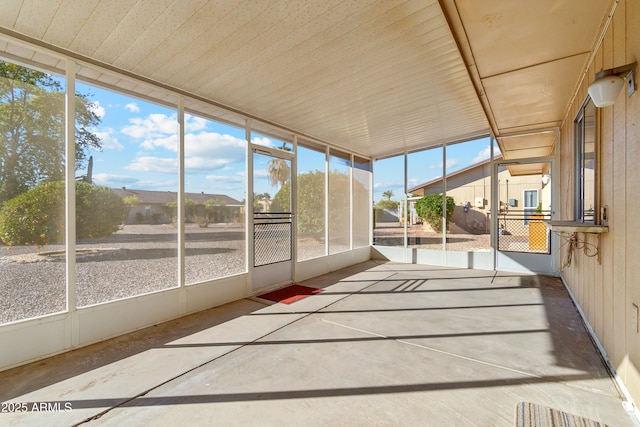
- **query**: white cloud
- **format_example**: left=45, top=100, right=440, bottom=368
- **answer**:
left=472, top=147, right=492, bottom=164
left=141, top=135, right=177, bottom=151
left=125, top=156, right=177, bottom=173
left=185, top=157, right=237, bottom=170
left=205, top=174, right=245, bottom=184
left=94, top=128, right=123, bottom=151
left=251, top=136, right=275, bottom=148
left=183, top=132, right=246, bottom=172
left=125, top=103, right=140, bottom=113
left=185, top=116, right=207, bottom=132
left=185, top=132, right=245, bottom=158
left=89, top=101, right=106, bottom=118
left=122, top=113, right=177, bottom=140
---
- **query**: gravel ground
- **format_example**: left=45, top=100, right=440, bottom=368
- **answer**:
left=0, top=222, right=494, bottom=325
left=373, top=222, right=492, bottom=251
left=0, top=224, right=327, bottom=324
left=0, top=224, right=248, bottom=324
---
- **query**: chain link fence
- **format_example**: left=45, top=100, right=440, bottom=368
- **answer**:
left=497, top=210, right=551, bottom=254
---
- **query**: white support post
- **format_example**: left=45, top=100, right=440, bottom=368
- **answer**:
left=65, top=59, right=78, bottom=347
left=177, top=97, right=185, bottom=286
left=246, top=119, right=254, bottom=294
left=325, top=146, right=330, bottom=256
left=350, top=153, right=354, bottom=251
left=369, top=159, right=374, bottom=247
left=292, top=135, right=298, bottom=280
left=177, top=97, right=186, bottom=310
left=490, top=135, right=498, bottom=270
left=403, top=152, right=408, bottom=255
left=442, top=144, right=447, bottom=253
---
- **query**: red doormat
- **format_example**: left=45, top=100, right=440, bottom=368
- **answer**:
left=258, top=285, right=322, bottom=304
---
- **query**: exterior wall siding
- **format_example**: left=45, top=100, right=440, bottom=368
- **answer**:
left=560, top=0, right=640, bottom=403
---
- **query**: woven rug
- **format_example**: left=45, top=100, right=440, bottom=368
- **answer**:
left=515, top=402, right=609, bottom=427
left=257, top=285, right=322, bottom=304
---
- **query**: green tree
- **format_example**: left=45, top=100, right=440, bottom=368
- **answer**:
left=271, top=183, right=290, bottom=212
left=414, top=193, right=455, bottom=233
left=296, top=171, right=325, bottom=236
left=375, top=190, right=399, bottom=211
left=271, top=170, right=367, bottom=236
left=0, top=61, right=102, bottom=204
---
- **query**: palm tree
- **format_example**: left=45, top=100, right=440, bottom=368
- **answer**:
left=267, top=143, right=291, bottom=187
left=382, top=190, right=394, bottom=201
left=267, top=158, right=290, bottom=187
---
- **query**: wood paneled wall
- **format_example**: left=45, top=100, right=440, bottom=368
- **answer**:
left=560, top=0, right=640, bottom=403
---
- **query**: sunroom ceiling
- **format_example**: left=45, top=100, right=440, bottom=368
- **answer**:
left=0, top=0, right=612, bottom=161
left=441, top=0, right=612, bottom=161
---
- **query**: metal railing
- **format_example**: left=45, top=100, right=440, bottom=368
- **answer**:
left=497, top=209, right=551, bottom=254
left=253, top=212, right=292, bottom=267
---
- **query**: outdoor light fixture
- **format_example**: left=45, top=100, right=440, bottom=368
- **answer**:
left=541, top=174, right=551, bottom=186
left=588, top=63, right=636, bottom=107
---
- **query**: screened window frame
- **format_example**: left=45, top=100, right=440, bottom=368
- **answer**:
left=574, top=98, right=597, bottom=223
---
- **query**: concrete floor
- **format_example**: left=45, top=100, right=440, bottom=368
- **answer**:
left=1, top=261, right=638, bottom=426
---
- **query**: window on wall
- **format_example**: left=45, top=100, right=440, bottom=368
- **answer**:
left=523, top=189, right=539, bottom=225
left=328, top=149, right=351, bottom=254
left=75, top=81, right=178, bottom=306
left=352, top=156, right=371, bottom=248
left=297, top=143, right=326, bottom=261
left=183, top=113, right=246, bottom=285
left=575, top=98, right=596, bottom=223
left=373, top=155, right=404, bottom=247
left=0, top=59, right=67, bottom=324
left=407, top=147, right=443, bottom=250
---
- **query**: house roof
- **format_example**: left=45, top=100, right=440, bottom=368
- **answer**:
left=112, top=188, right=242, bottom=206
left=408, top=155, right=502, bottom=194
left=0, top=0, right=612, bottom=164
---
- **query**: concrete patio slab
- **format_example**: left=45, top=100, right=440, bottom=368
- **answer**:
left=0, top=261, right=637, bottom=426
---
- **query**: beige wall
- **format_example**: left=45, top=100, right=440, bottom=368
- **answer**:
left=559, top=0, right=640, bottom=403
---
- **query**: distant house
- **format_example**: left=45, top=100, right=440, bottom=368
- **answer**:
left=112, top=188, right=244, bottom=225
left=407, top=156, right=551, bottom=235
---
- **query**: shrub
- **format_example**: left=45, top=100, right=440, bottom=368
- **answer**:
left=0, top=181, right=127, bottom=246
left=0, top=181, right=65, bottom=246
left=414, top=194, right=455, bottom=232
left=75, top=182, right=128, bottom=238
left=194, top=215, right=209, bottom=228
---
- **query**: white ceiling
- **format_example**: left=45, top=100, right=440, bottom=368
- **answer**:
left=0, top=0, right=613, bottom=161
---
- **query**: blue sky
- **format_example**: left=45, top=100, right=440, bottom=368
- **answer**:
left=372, top=138, right=496, bottom=202
left=78, top=82, right=496, bottom=205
